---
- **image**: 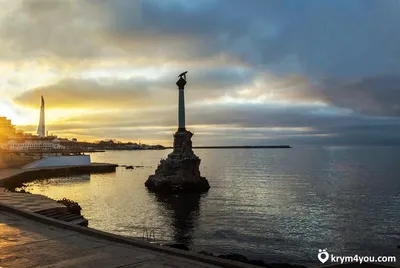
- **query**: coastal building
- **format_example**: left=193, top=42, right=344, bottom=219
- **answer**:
left=7, top=137, right=66, bottom=151
left=0, top=117, right=16, bottom=149
left=0, top=117, right=15, bottom=140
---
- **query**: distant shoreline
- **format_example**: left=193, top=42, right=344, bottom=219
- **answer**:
left=165, top=145, right=292, bottom=149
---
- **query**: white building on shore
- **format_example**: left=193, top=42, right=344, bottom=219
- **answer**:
left=0, top=116, right=15, bottom=150
left=7, top=137, right=66, bottom=151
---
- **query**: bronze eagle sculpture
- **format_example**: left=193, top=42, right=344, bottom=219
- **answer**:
left=178, top=71, right=188, bottom=81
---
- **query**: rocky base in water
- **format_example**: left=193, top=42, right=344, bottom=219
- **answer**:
left=165, top=244, right=306, bottom=268
left=145, top=130, right=210, bottom=194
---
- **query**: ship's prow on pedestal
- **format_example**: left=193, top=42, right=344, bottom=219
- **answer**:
left=145, top=72, right=210, bottom=194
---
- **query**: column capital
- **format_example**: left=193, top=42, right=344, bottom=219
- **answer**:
left=176, top=77, right=187, bottom=89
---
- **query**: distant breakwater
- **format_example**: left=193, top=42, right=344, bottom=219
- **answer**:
left=165, top=145, right=292, bottom=149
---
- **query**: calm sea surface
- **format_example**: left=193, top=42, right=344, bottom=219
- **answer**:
left=24, top=147, right=400, bottom=266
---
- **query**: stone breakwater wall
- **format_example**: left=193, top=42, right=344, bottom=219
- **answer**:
left=0, top=152, right=35, bottom=168
left=1, top=164, right=117, bottom=189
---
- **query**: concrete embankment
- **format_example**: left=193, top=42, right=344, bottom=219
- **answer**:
left=0, top=152, right=35, bottom=168
left=0, top=207, right=258, bottom=268
left=0, top=163, right=118, bottom=189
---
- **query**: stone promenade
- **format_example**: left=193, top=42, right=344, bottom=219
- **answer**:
left=0, top=188, right=66, bottom=213
left=0, top=211, right=229, bottom=268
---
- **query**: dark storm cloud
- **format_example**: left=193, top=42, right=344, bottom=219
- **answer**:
left=104, top=0, right=400, bottom=77
left=95, top=0, right=400, bottom=122
left=320, top=75, right=400, bottom=117
left=4, top=0, right=400, bottom=77
left=0, top=0, right=107, bottom=59
left=285, top=74, right=400, bottom=117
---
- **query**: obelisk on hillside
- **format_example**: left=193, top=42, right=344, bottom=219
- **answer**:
left=37, top=96, right=46, bottom=138
left=145, top=72, right=210, bottom=194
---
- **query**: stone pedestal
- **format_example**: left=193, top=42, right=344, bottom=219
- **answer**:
left=145, top=130, right=210, bottom=194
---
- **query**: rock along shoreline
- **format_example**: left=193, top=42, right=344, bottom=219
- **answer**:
left=165, top=244, right=307, bottom=268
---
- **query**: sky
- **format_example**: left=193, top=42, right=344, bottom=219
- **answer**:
left=1, top=0, right=400, bottom=146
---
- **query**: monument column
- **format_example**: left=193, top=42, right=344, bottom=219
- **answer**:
left=177, top=73, right=187, bottom=132
left=145, top=71, right=210, bottom=194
